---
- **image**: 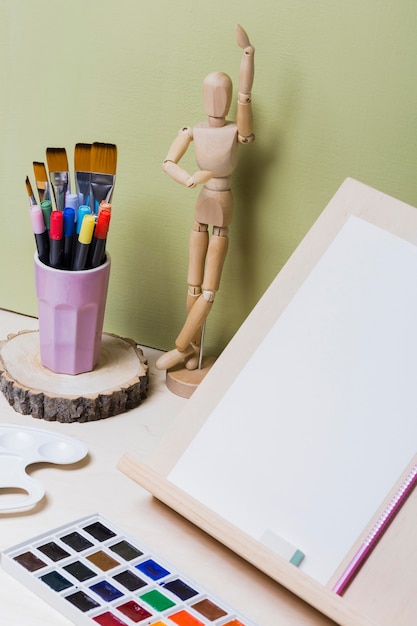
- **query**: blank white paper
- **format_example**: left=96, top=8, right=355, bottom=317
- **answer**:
left=168, top=216, right=417, bottom=584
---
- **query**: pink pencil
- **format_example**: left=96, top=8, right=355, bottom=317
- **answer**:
left=332, top=463, right=417, bottom=595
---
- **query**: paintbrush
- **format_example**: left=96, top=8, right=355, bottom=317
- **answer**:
left=25, top=176, right=37, bottom=206
left=90, top=142, right=117, bottom=214
left=74, top=142, right=92, bottom=210
left=33, top=161, right=50, bottom=203
left=46, top=147, right=70, bottom=211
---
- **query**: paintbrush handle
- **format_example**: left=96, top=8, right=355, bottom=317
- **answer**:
left=49, top=171, right=69, bottom=211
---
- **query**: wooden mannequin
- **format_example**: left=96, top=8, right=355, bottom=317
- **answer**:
left=156, top=25, right=255, bottom=373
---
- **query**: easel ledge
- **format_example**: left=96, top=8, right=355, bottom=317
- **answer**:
left=118, top=452, right=376, bottom=626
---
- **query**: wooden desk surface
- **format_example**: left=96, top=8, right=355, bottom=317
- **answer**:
left=3, top=179, right=417, bottom=626
left=0, top=308, right=338, bottom=626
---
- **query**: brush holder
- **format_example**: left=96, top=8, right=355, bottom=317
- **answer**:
left=34, top=253, right=111, bottom=375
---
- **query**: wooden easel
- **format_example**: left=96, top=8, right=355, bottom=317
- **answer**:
left=119, top=178, right=417, bottom=626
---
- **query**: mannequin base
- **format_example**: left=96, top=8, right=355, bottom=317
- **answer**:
left=165, top=356, right=216, bottom=398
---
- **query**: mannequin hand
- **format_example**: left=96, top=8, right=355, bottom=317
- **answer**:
left=236, top=24, right=254, bottom=55
left=186, top=170, right=213, bottom=188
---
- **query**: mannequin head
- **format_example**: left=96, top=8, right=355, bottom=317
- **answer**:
left=203, top=72, right=233, bottom=120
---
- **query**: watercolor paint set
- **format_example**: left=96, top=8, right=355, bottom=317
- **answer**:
left=1, top=513, right=256, bottom=626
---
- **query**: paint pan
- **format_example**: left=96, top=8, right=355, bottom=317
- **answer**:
left=1, top=513, right=256, bottom=626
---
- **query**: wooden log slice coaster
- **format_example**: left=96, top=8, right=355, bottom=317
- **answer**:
left=0, top=330, right=148, bottom=422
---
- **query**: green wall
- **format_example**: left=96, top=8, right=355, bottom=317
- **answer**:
left=1, top=0, right=416, bottom=354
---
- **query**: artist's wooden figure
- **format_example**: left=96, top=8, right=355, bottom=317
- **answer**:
left=156, top=25, right=255, bottom=372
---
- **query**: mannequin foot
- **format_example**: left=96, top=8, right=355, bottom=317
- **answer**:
left=155, top=345, right=194, bottom=370
left=184, top=344, right=201, bottom=371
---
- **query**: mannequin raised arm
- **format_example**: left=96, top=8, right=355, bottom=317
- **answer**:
left=236, top=24, right=255, bottom=144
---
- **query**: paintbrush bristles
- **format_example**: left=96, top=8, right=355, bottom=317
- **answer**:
left=33, top=161, right=48, bottom=181
left=25, top=175, right=33, bottom=195
left=91, top=142, right=117, bottom=175
left=74, top=143, right=91, bottom=172
left=46, top=147, right=70, bottom=210
left=25, top=176, right=36, bottom=205
left=46, top=147, right=69, bottom=172
left=33, top=162, right=49, bottom=202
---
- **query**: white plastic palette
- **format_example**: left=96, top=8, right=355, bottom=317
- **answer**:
left=0, top=423, right=88, bottom=511
left=2, top=513, right=256, bottom=626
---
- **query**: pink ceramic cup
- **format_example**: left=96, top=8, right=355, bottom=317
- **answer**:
left=34, top=253, right=111, bottom=375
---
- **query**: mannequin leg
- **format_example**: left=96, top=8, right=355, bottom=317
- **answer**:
left=176, top=226, right=229, bottom=351
left=186, top=222, right=209, bottom=349
left=155, top=222, right=208, bottom=371
left=156, top=227, right=229, bottom=370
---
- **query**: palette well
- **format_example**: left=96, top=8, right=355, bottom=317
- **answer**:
left=0, top=423, right=88, bottom=511
left=1, top=514, right=256, bottom=626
